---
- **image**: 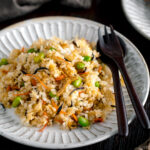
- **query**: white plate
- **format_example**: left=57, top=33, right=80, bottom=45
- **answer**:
left=0, top=16, right=149, bottom=149
left=121, top=0, right=150, bottom=40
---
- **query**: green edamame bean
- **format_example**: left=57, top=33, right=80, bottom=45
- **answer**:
left=95, top=81, right=100, bottom=88
left=27, top=48, right=36, bottom=53
left=12, top=96, right=21, bottom=107
left=72, top=78, right=82, bottom=88
left=83, top=56, right=91, bottom=62
left=78, top=116, right=90, bottom=127
left=76, top=62, right=85, bottom=70
left=0, top=58, right=8, bottom=66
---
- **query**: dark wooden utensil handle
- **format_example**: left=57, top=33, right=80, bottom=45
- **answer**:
left=109, top=63, right=129, bottom=136
left=116, top=58, right=150, bottom=129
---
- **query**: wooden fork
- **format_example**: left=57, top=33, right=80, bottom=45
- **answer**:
left=98, top=25, right=150, bottom=129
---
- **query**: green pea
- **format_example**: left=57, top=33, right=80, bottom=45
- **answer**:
left=72, top=78, right=82, bottom=88
left=12, top=96, right=21, bottom=107
left=95, top=81, right=100, bottom=88
left=0, top=58, right=8, bottom=66
left=78, top=116, right=90, bottom=127
left=38, top=52, right=45, bottom=59
left=34, top=56, right=41, bottom=63
left=27, top=48, right=36, bottom=53
left=49, top=47, right=56, bottom=51
left=49, top=91, right=56, bottom=98
left=76, top=62, right=85, bottom=70
left=83, top=56, right=91, bottom=62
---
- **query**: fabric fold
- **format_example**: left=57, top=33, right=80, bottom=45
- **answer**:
left=0, top=0, right=92, bottom=22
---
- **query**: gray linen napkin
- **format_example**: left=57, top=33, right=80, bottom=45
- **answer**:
left=0, top=0, right=92, bottom=22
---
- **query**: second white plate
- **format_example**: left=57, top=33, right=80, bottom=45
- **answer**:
left=121, top=0, right=150, bottom=40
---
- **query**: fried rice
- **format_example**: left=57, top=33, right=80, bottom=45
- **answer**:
left=0, top=37, right=115, bottom=130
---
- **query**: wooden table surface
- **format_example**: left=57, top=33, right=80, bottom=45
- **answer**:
left=0, top=0, right=150, bottom=149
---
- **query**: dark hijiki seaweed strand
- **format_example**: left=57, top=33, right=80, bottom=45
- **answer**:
left=69, top=87, right=84, bottom=95
left=21, top=70, right=27, bottom=74
left=33, top=67, right=49, bottom=74
left=56, top=103, right=63, bottom=115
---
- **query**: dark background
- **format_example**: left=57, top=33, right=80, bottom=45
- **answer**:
left=0, top=0, right=150, bottom=150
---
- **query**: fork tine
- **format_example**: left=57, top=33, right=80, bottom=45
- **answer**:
left=110, top=25, right=116, bottom=38
left=104, top=26, right=109, bottom=42
left=110, top=25, right=119, bottom=42
left=110, top=25, right=123, bottom=50
left=98, top=27, right=105, bottom=47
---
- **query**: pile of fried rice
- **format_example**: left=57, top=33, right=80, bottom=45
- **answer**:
left=0, top=37, right=115, bottom=130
